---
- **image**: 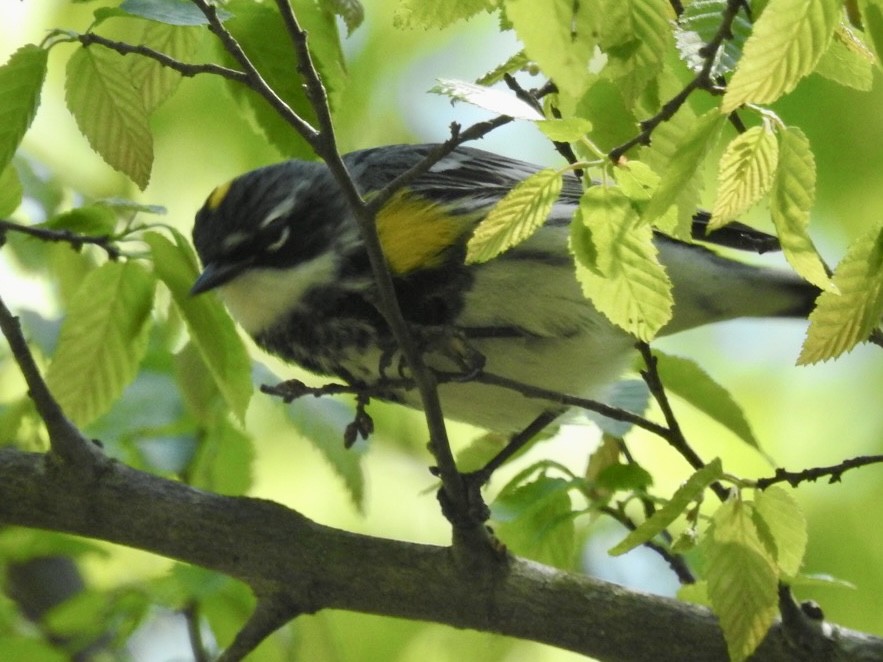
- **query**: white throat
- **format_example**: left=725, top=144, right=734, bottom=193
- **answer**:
left=216, top=253, right=337, bottom=335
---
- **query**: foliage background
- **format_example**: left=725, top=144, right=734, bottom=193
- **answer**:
left=1, top=1, right=882, bottom=660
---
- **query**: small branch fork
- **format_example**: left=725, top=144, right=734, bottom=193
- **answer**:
left=0, top=218, right=122, bottom=259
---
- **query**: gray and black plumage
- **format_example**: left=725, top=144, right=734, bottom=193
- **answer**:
left=191, top=144, right=820, bottom=432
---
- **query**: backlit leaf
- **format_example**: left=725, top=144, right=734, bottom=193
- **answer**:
left=0, top=45, right=48, bottom=173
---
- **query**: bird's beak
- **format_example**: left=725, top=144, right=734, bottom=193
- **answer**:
left=190, top=259, right=251, bottom=295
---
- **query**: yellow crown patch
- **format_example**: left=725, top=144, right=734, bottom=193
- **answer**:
left=206, top=180, right=233, bottom=211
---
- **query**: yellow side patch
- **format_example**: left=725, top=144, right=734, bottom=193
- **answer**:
left=206, top=180, right=233, bottom=211
left=376, top=191, right=474, bottom=274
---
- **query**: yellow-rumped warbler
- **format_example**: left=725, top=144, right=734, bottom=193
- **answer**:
left=190, top=144, right=818, bottom=433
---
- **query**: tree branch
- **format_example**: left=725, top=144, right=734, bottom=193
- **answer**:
left=0, top=218, right=121, bottom=260
left=1, top=448, right=880, bottom=662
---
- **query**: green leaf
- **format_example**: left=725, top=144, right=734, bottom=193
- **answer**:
left=534, top=117, right=593, bottom=142
left=598, top=0, right=674, bottom=102
left=394, top=0, right=491, bottom=29
left=859, top=0, right=883, bottom=68
left=609, top=458, right=723, bottom=555
left=0, top=164, right=22, bottom=217
left=145, top=230, right=252, bottom=423
left=0, top=45, right=48, bottom=173
left=614, top=160, right=659, bottom=203
left=707, top=498, right=779, bottom=662
left=128, top=21, right=202, bottom=113
left=119, top=0, right=231, bottom=25
left=505, top=0, right=599, bottom=100
left=770, top=126, right=832, bottom=291
left=814, top=24, right=875, bottom=91
left=45, top=205, right=117, bottom=236
left=710, top=124, right=779, bottom=229
left=466, top=168, right=563, bottom=263
left=595, top=462, right=654, bottom=492
left=476, top=50, right=530, bottom=86
left=65, top=46, right=153, bottom=189
left=643, top=109, right=726, bottom=223
left=677, top=580, right=710, bottom=607
left=46, top=261, right=156, bottom=426
left=722, top=0, right=841, bottom=111
left=653, top=352, right=759, bottom=449
left=431, top=79, right=543, bottom=120
left=754, top=485, right=807, bottom=577
left=571, top=185, right=672, bottom=340
left=798, top=222, right=883, bottom=364
left=221, top=0, right=345, bottom=155
left=493, top=475, right=576, bottom=568
left=190, top=414, right=254, bottom=495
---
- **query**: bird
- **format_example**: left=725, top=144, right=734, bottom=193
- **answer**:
left=190, top=143, right=819, bottom=435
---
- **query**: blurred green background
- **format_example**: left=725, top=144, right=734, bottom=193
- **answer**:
left=1, top=2, right=882, bottom=660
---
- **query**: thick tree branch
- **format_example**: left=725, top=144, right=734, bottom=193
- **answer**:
left=1, top=448, right=881, bottom=662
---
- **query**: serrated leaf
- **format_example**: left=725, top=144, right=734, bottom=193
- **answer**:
left=476, top=50, right=530, bottom=86
left=128, top=21, right=202, bottom=113
left=466, top=168, right=562, bottom=263
left=710, top=125, right=779, bottom=229
left=394, top=0, right=491, bottom=29
left=599, top=0, right=674, bottom=102
left=0, top=45, right=48, bottom=173
left=46, top=261, right=155, bottom=426
left=653, top=352, right=759, bottom=448
left=609, top=458, right=723, bottom=555
left=65, top=47, right=153, bottom=189
left=707, top=499, right=779, bottom=662
left=505, top=0, right=599, bottom=99
left=770, top=126, right=832, bottom=291
left=722, top=0, right=841, bottom=111
left=145, top=230, right=252, bottom=422
left=859, top=0, right=883, bottom=68
left=0, top=164, right=22, bottom=217
left=492, top=475, right=576, bottom=568
left=535, top=117, right=593, bottom=142
left=643, top=109, right=726, bottom=223
left=614, top=160, right=659, bottom=203
left=571, top=185, right=672, bottom=340
left=431, top=79, right=542, bottom=120
left=754, top=485, right=807, bottom=577
left=675, top=0, right=753, bottom=77
left=798, top=222, right=883, bottom=364
left=119, top=0, right=231, bottom=25
left=815, top=23, right=875, bottom=90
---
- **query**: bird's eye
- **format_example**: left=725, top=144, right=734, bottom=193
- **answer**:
left=265, top=223, right=290, bottom=252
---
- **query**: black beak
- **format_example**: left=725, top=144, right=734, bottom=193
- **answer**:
left=190, top=259, right=251, bottom=295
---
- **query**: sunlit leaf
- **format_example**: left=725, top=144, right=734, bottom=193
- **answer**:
left=799, top=222, right=883, bottom=364
left=754, top=485, right=807, bottom=577
left=466, top=168, right=562, bottom=263
left=571, top=185, right=672, bottom=340
left=46, top=261, right=155, bottom=426
left=770, top=126, right=832, bottom=291
left=65, top=47, right=153, bottom=189
left=0, top=44, right=48, bottom=173
left=128, top=21, right=202, bottom=113
left=723, top=0, right=841, bottom=111
left=815, top=23, right=875, bottom=91
left=431, top=78, right=543, bottom=120
left=710, top=124, right=779, bottom=228
left=609, top=458, right=723, bottom=555
left=707, top=498, right=778, bottom=662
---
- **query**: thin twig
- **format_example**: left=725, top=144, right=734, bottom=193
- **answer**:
left=0, top=219, right=121, bottom=259
left=755, top=455, right=883, bottom=490
left=608, top=0, right=749, bottom=162
left=77, top=32, right=248, bottom=84
left=636, top=343, right=729, bottom=502
left=0, top=294, right=100, bottom=467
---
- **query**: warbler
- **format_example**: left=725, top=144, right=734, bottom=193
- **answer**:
left=190, top=144, right=818, bottom=433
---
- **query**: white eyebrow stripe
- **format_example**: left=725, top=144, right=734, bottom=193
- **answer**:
left=260, top=194, right=298, bottom=228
